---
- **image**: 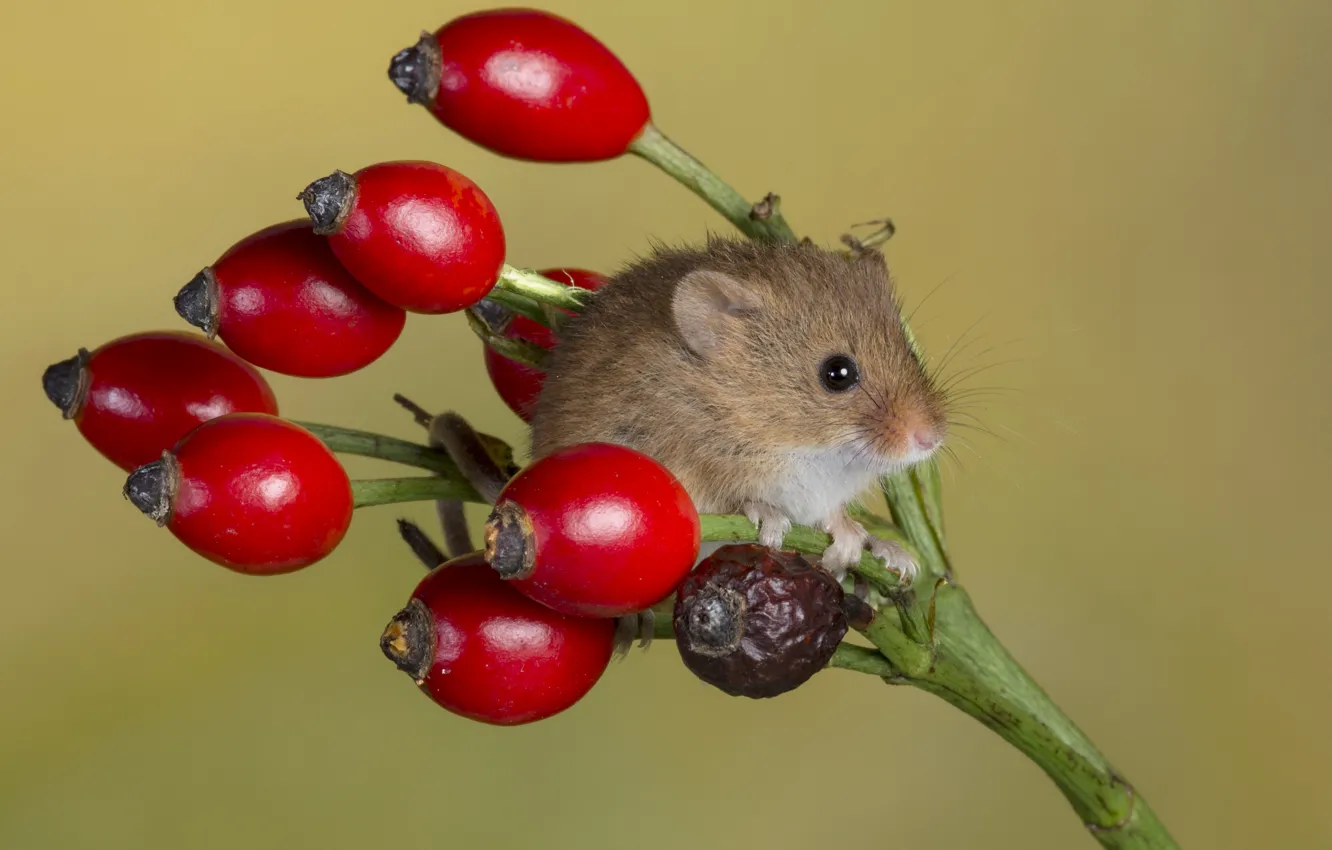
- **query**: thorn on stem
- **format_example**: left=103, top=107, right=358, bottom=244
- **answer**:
left=750, top=193, right=781, bottom=221
left=392, top=393, right=434, bottom=429
left=396, top=518, right=448, bottom=571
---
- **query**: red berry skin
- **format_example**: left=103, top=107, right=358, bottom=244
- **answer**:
left=393, top=552, right=615, bottom=726
left=163, top=414, right=352, bottom=574
left=326, top=161, right=505, bottom=315
left=55, top=331, right=279, bottom=472
left=202, top=220, right=406, bottom=377
left=483, top=268, right=608, bottom=421
left=488, top=443, right=701, bottom=618
left=424, top=9, right=651, bottom=161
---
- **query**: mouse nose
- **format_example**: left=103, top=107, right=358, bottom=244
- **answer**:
left=912, top=429, right=940, bottom=452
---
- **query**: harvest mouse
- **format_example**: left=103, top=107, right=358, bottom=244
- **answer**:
left=528, top=235, right=948, bottom=584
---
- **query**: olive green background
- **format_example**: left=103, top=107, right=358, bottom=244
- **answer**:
left=2, top=0, right=1329, bottom=847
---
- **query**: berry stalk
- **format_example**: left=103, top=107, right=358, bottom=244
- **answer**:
left=494, top=265, right=595, bottom=312
left=295, top=421, right=515, bottom=485
left=351, top=476, right=476, bottom=508
left=629, top=123, right=797, bottom=244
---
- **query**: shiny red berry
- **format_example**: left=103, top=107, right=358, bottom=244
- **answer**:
left=297, top=161, right=506, bottom=314
left=388, top=9, right=651, bottom=162
left=174, top=220, right=406, bottom=377
left=123, top=413, right=353, bottom=575
left=483, top=268, right=609, bottom=421
left=41, top=330, right=279, bottom=472
left=380, top=550, right=615, bottom=726
left=483, top=442, right=701, bottom=618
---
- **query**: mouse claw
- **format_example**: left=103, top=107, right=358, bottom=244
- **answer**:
left=868, top=537, right=919, bottom=587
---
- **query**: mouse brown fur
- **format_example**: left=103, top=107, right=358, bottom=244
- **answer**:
left=529, top=235, right=948, bottom=581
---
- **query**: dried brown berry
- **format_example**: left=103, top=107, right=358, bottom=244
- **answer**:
left=673, top=544, right=849, bottom=698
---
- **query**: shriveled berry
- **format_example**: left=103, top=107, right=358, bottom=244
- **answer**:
left=41, top=331, right=278, bottom=471
left=482, top=268, right=609, bottom=421
left=175, top=220, right=406, bottom=377
left=389, top=10, right=651, bottom=162
left=380, top=550, right=615, bottom=726
left=297, top=160, right=505, bottom=315
left=123, top=413, right=352, bottom=574
left=483, top=442, right=700, bottom=618
left=673, top=544, right=849, bottom=699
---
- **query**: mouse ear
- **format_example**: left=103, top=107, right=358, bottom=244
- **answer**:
left=671, top=269, right=761, bottom=359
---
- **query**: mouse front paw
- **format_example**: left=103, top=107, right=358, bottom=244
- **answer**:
left=867, top=536, right=920, bottom=587
left=743, top=501, right=792, bottom=550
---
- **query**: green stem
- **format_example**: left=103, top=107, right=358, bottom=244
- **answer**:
left=296, top=423, right=464, bottom=476
left=628, top=123, right=797, bottom=244
left=897, top=582, right=1177, bottom=849
left=351, top=476, right=477, bottom=508
left=698, top=513, right=903, bottom=593
left=495, top=265, right=594, bottom=312
left=296, top=422, right=516, bottom=482
left=880, top=468, right=950, bottom=575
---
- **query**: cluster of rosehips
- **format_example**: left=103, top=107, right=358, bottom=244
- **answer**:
left=42, top=8, right=860, bottom=727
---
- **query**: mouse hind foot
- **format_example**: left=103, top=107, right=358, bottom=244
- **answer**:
left=612, top=609, right=658, bottom=657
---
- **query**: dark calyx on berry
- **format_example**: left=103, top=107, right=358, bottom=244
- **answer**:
left=173, top=269, right=219, bottom=337
left=679, top=585, right=745, bottom=657
left=470, top=298, right=514, bottom=334
left=123, top=454, right=179, bottom=526
left=483, top=500, right=536, bottom=579
left=673, top=544, right=849, bottom=699
left=297, top=170, right=357, bottom=236
left=380, top=597, right=436, bottom=682
left=387, top=31, right=442, bottom=106
left=41, top=348, right=90, bottom=419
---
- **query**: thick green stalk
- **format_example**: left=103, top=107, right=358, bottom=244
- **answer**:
left=628, top=123, right=797, bottom=244
left=865, top=581, right=1178, bottom=849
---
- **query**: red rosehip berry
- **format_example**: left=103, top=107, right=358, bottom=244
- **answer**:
left=174, top=220, right=406, bottom=378
left=41, top=330, right=278, bottom=472
left=123, top=413, right=353, bottom=575
left=482, top=268, right=609, bottom=421
left=388, top=9, right=651, bottom=162
left=380, top=550, right=615, bottom=726
left=297, top=161, right=506, bottom=315
left=483, top=442, right=701, bottom=618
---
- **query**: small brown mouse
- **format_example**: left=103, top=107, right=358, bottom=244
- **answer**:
left=528, top=236, right=948, bottom=583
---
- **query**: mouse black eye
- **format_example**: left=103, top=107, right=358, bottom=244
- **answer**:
left=820, top=355, right=859, bottom=392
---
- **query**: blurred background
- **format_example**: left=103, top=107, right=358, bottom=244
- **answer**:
left=2, top=0, right=1329, bottom=847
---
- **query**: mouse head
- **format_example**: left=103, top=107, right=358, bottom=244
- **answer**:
left=670, top=239, right=947, bottom=473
